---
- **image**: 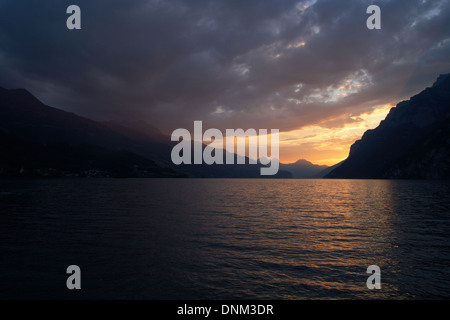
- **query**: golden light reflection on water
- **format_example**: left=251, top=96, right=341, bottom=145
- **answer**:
left=190, top=179, right=417, bottom=299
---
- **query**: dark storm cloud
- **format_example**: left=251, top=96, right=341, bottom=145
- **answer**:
left=0, top=0, right=449, bottom=133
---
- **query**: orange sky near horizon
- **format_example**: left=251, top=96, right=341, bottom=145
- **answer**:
left=278, top=104, right=392, bottom=166
left=197, top=104, right=393, bottom=167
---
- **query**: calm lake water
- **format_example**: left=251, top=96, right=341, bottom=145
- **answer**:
left=1, top=178, right=450, bottom=299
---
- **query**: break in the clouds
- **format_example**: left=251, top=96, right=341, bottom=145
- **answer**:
left=0, top=0, right=450, bottom=134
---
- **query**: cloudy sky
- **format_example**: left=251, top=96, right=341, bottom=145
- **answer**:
left=1, top=0, right=449, bottom=165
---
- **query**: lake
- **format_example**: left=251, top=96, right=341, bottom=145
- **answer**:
left=1, top=178, right=450, bottom=299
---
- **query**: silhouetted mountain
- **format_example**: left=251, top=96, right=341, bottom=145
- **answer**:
left=102, top=120, right=168, bottom=143
left=314, top=161, right=343, bottom=178
left=280, top=159, right=328, bottom=178
left=0, top=88, right=177, bottom=167
left=168, top=142, right=291, bottom=178
left=0, top=129, right=183, bottom=178
left=326, top=73, right=450, bottom=179
left=0, top=87, right=289, bottom=178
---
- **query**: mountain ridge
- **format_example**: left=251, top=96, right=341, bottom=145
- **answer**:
left=280, top=159, right=329, bottom=178
left=325, top=73, right=450, bottom=179
left=0, top=87, right=291, bottom=178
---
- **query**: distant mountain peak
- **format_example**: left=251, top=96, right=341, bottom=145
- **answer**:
left=280, top=158, right=328, bottom=178
left=293, top=159, right=316, bottom=166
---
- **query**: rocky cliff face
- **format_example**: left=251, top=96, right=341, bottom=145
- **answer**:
left=325, top=74, right=450, bottom=179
